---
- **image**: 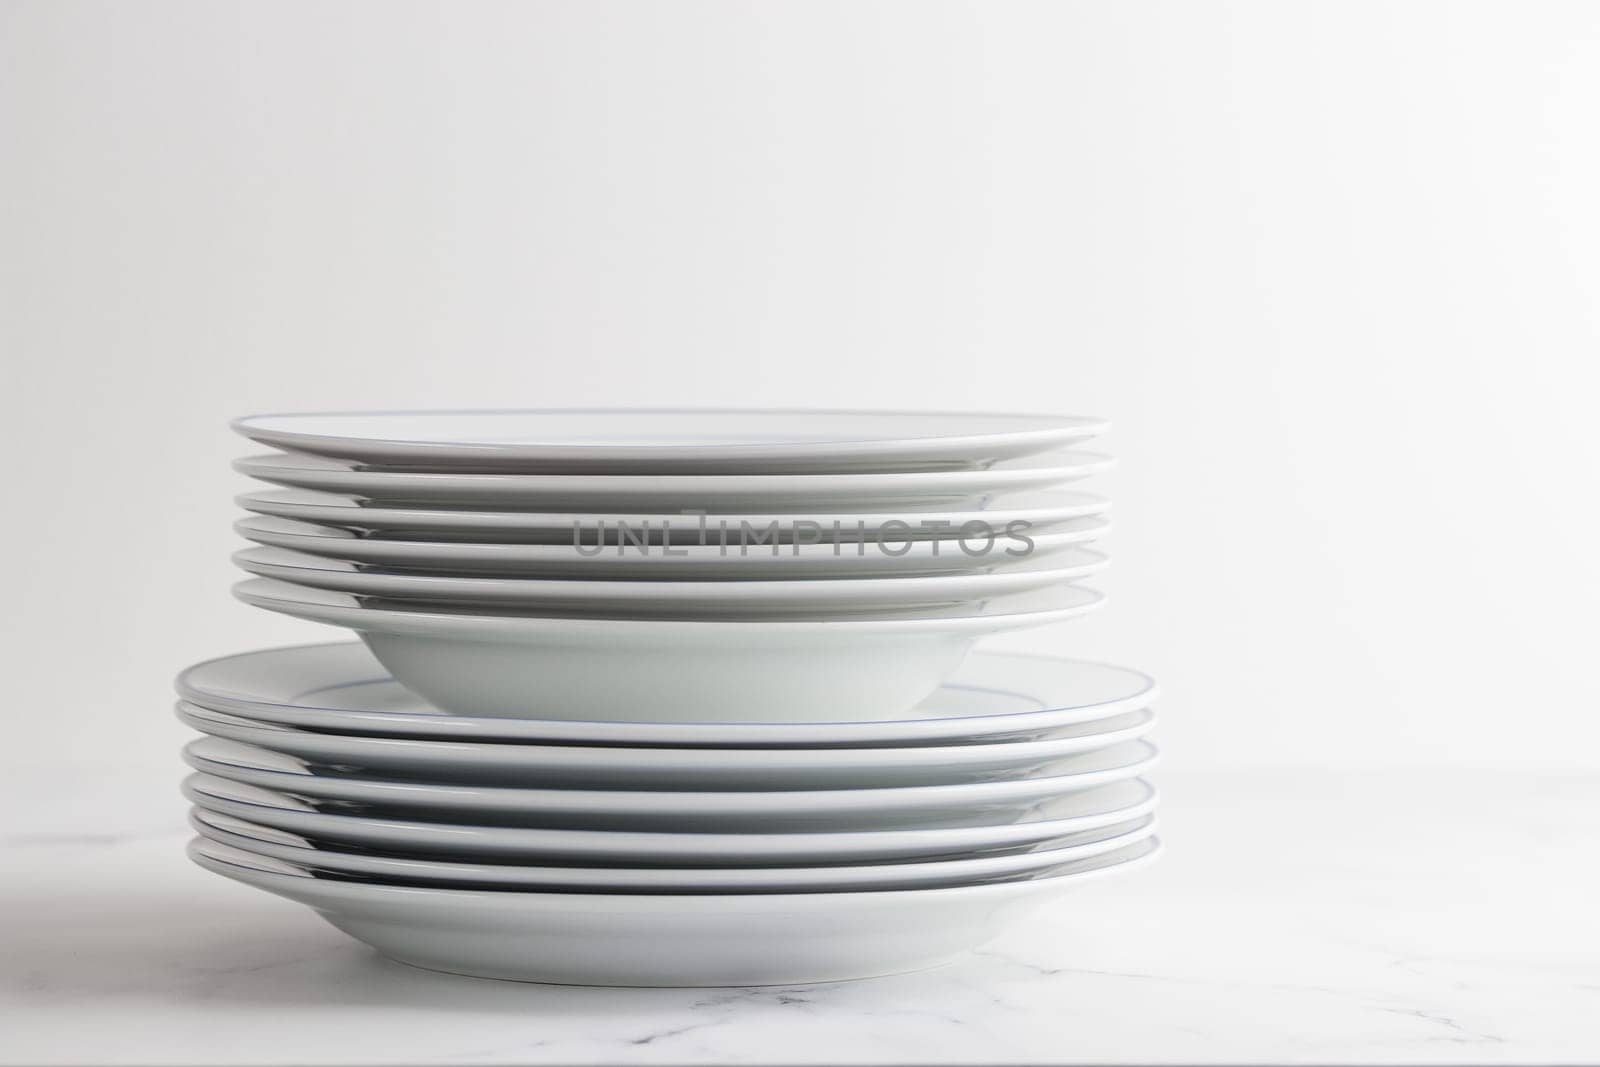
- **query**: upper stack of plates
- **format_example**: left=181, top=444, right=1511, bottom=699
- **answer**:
left=181, top=408, right=1160, bottom=986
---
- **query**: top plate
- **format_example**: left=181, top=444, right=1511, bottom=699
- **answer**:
left=232, top=408, right=1109, bottom=474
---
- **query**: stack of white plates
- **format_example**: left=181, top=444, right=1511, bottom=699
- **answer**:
left=181, top=408, right=1160, bottom=986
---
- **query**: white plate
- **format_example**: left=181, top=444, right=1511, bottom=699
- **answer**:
left=190, top=808, right=1157, bottom=893
left=182, top=740, right=1157, bottom=835
left=178, top=644, right=1160, bottom=748
left=232, top=545, right=1109, bottom=614
left=189, top=834, right=1158, bottom=985
left=182, top=774, right=1158, bottom=864
left=233, top=579, right=1107, bottom=721
left=178, top=701, right=1155, bottom=789
left=232, top=408, right=1109, bottom=475
left=233, top=486, right=1110, bottom=539
left=233, top=450, right=1109, bottom=510
left=233, top=514, right=1110, bottom=579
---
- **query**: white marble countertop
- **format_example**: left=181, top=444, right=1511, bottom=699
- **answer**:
left=4, top=764, right=1597, bottom=1065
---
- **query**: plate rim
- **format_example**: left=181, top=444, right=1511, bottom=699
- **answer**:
left=232, top=406, right=1111, bottom=466
left=187, top=832, right=1161, bottom=904
left=176, top=641, right=1159, bottom=744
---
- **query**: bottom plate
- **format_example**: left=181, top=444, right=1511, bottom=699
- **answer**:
left=189, top=835, right=1160, bottom=986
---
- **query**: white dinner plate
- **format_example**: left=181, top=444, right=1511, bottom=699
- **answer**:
left=189, top=834, right=1159, bottom=985
left=178, top=644, right=1160, bottom=748
left=178, top=701, right=1155, bottom=788
left=233, top=486, right=1110, bottom=540
left=232, top=408, right=1109, bottom=475
left=231, top=545, right=1108, bottom=614
left=233, top=450, right=1109, bottom=510
left=233, top=579, right=1107, bottom=721
left=181, top=774, right=1158, bottom=864
left=189, top=808, right=1157, bottom=893
left=182, top=740, right=1157, bottom=835
left=233, top=514, right=1110, bottom=579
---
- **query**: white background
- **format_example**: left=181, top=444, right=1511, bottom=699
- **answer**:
left=4, top=0, right=1599, bottom=776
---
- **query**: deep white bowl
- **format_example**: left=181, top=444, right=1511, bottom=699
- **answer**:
left=233, top=579, right=1106, bottom=722
left=231, top=544, right=1109, bottom=615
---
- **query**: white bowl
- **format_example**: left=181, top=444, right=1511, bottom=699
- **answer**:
left=233, top=514, right=1110, bottom=579
left=182, top=740, right=1157, bottom=836
left=188, top=834, right=1158, bottom=985
left=232, top=408, right=1109, bottom=474
left=177, top=644, right=1159, bottom=747
left=181, top=774, right=1158, bottom=864
left=179, top=700, right=1155, bottom=788
left=234, top=453, right=1111, bottom=510
left=231, top=544, right=1109, bottom=615
left=190, top=808, right=1157, bottom=893
left=232, top=579, right=1107, bottom=721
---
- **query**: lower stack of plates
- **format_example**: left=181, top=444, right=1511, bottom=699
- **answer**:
left=177, top=642, right=1160, bottom=986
